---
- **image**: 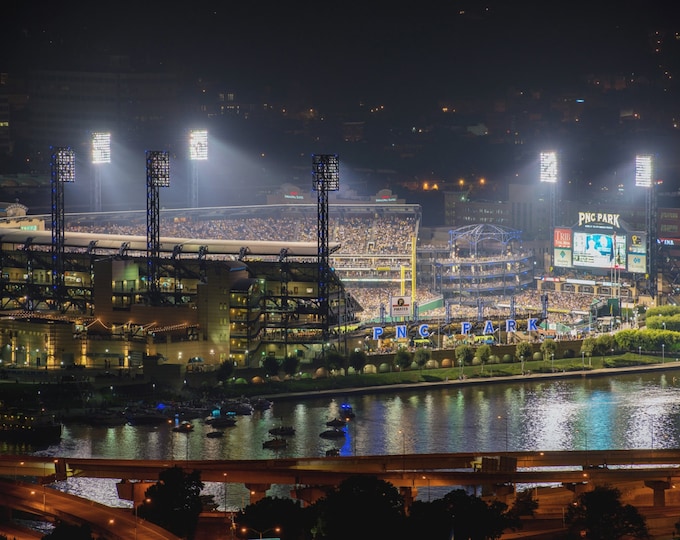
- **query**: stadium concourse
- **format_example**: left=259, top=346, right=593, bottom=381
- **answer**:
left=56, top=203, right=611, bottom=330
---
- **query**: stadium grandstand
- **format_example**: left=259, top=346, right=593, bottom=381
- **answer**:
left=1, top=193, right=653, bottom=378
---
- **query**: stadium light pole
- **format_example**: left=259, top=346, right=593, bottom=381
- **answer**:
left=146, top=150, right=170, bottom=304
left=92, top=132, right=111, bottom=212
left=635, top=154, right=655, bottom=298
left=189, top=129, right=208, bottom=208
left=50, top=147, right=75, bottom=313
left=540, top=151, right=558, bottom=271
left=312, top=154, right=340, bottom=359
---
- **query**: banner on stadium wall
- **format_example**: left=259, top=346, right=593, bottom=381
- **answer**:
left=390, top=296, right=411, bottom=317
left=629, top=233, right=646, bottom=253
left=554, top=228, right=572, bottom=249
left=627, top=253, right=646, bottom=273
left=553, top=248, right=572, bottom=268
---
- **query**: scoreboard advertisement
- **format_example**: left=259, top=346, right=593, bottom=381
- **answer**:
left=553, top=211, right=645, bottom=273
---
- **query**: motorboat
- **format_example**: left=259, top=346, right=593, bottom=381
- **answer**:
left=268, top=425, right=295, bottom=436
left=262, top=437, right=287, bottom=449
left=319, top=428, right=346, bottom=439
left=325, top=448, right=340, bottom=457
left=251, top=397, right=272, bottom=411
left=204, top=414, right=237, bottom=428
left=326, top=418, right=346, bottom=428
left=221, top=399, right=253, bottom=416
left=206, top=431, right=224, bottom=438
left=172, top=421, right=194, bottom=433
left=340, top=403, right=355, bottom=420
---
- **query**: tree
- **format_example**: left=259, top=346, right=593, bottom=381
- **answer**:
left=455, top=344, right=475, bottom=370
left=510, top=488, right=538, bottom=518
left=540, top=338, right=557, bottom=363
left=262, top=356, right=280, bottom=377
left=476, top=344, right=492, bottom=373
left=215, top=360, right=235, bottom=384
left=325, top=350, right=345, bottom=372
left=395, top=348, right=412, bottom=370
left=596, top=333, right=616, bottom=355
left=234, top=496, right=307, bottom=540
left=440, top=488, right=520, bottom=540
left=565, top=485, right=650, bottom=540
left=581, top=337, right=597, bottom=365
left=281, top=354, right=299, bottom=377
left=406, top=499, right=453, bottom=540
left=348, top=349, right=367, bottom=374
left=311, top=475, right=405, bottom=540
left=137, top=466, right=204, bottom=540
left=414, top=347, right=431, bottom=370
left=515, top=341, right=532, bottom=365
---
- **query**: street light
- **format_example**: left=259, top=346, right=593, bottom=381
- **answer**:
left=551, top=353, right=555, bottom=373
left=581, top=351, right=585, bottom=369
left=240, top=526, right=281, bottom=539
left=662, top=343, right=665, bottom=364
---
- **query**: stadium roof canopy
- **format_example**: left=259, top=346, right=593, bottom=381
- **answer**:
left=0, top=229, right=335, bottom=258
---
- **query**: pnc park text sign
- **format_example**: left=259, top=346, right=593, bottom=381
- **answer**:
left=372, top=318, right=540, bottom=341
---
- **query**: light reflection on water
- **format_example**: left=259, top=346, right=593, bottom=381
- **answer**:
left=10, top=370, right=680, bottom=509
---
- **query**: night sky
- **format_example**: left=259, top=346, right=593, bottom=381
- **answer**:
left=2, top=0, right=680, bottom=213
left=3, top=1, right=676, bottom=110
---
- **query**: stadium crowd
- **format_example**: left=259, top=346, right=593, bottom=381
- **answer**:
left=65, top=211, right=614, bottom=327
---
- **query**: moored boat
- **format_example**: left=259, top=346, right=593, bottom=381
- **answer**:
left=0, top=408, right=62, bottom=444
left=204, top=414, right=237, bottom=428
left=268, top=425, right=295, bottom=436
left=206, top=430, right=224, bottom=438
left=319, top=428, right=346, bottom=439
left=251, top=397, right=272, bottom=411
left=262, top=437, right=287, bottom=449
left=172, top=421, right=194, bottom=433
left=340, top=403, right=355, bottom=420
left=326, top=418, right=346, bottom=428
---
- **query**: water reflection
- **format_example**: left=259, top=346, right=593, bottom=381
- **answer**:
left=7, top=370, right=680, bottom=509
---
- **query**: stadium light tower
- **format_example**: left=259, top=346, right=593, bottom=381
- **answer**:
left=635, top=154, right=656, bottom=299
left=189, top=129, right=208, bottom=208
left=91, top=132, right=111, bottom=212
left=540, top=151, right=558, bottom=269
left=312, top=154, right=339, bottom=356
left=146, top=151, right=170, bottom=303
left=51, top=147, right=75, bottom=312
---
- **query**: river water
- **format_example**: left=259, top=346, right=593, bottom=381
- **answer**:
left=5, top=369, right=680, bottom=511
